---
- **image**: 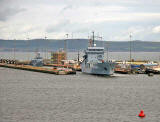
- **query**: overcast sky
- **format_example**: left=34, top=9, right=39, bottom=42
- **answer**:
left=0, top=0, right=160, bottom=41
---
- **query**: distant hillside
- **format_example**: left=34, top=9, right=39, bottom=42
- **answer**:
left=0, top=39, right=160, bottom=52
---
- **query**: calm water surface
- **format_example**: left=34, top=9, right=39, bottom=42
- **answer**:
left=0, top=52, right=160, bottom=61
left=0, top=52, right=160, bottom=122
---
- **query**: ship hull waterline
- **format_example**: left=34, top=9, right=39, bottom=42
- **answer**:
left=81, top=61, right=115, bottom=76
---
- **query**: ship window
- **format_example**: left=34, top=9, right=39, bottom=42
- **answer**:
left=97, top=55, right=102, bottom=60
left=89, top=49, right=103, bottom=51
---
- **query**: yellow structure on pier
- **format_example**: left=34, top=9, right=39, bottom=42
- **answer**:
left=51, top=51, right=66, bottom=64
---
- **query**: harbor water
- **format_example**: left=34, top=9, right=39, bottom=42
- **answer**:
left=0, top=51, right=160, bottom=61
left=0, top=52, right=160, bottom=122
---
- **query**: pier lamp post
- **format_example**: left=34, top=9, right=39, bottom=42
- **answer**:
left=129, top=33, right=132, bottom=70
left=26, top=37, right=30, bottom=61
left=78, top=50, right=80, bottom=63
left=64, top=34, right=68, bottom=60
left=13, top=39, right=16, bottom=61
left=45, top=36, right=47, bottom=60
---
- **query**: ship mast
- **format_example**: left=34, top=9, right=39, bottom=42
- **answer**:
left=92, top=31, right=95, bottom=47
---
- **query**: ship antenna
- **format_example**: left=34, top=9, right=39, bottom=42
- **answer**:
left=92, top=31, right=94, bottom=47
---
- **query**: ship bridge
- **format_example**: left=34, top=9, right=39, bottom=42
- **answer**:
left=85, top=47, right=104, bottom=63
left=86, top=47, right=104, bottom=53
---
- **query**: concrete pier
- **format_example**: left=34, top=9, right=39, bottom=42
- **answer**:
left=0, top=63, right=76, bottom=75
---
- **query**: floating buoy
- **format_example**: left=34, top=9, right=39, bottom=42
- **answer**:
left=138, top=110, right=146, bottom=118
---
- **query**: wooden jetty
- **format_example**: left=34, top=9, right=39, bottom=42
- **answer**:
left=0, top=63, right=76, bottom=75
left=114, top=67, right=131, bottom=74
left=45, top=64, right=81, bottom=71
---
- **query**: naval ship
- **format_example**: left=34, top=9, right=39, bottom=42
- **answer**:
left=81, top=32, right=115, bottom=75
left=30, top=52, right=43, bottom=67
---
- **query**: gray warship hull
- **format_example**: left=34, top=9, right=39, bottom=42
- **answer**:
left=81, top=61, right=115, bottom=75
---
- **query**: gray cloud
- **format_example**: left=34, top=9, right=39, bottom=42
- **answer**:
left=0, top=0, right=26, bottom=21
left=1, top=0, right=160, bottom=41
left=46, top=20, right=71, bottom=33
left=0, top=7, right=26, bottom=21
left=46, top=19, right=91, bottom=34
left=62, top=5, right=73, bottom=11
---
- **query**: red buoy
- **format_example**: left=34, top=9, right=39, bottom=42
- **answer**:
left=138, top=110, right=146, bottom=118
